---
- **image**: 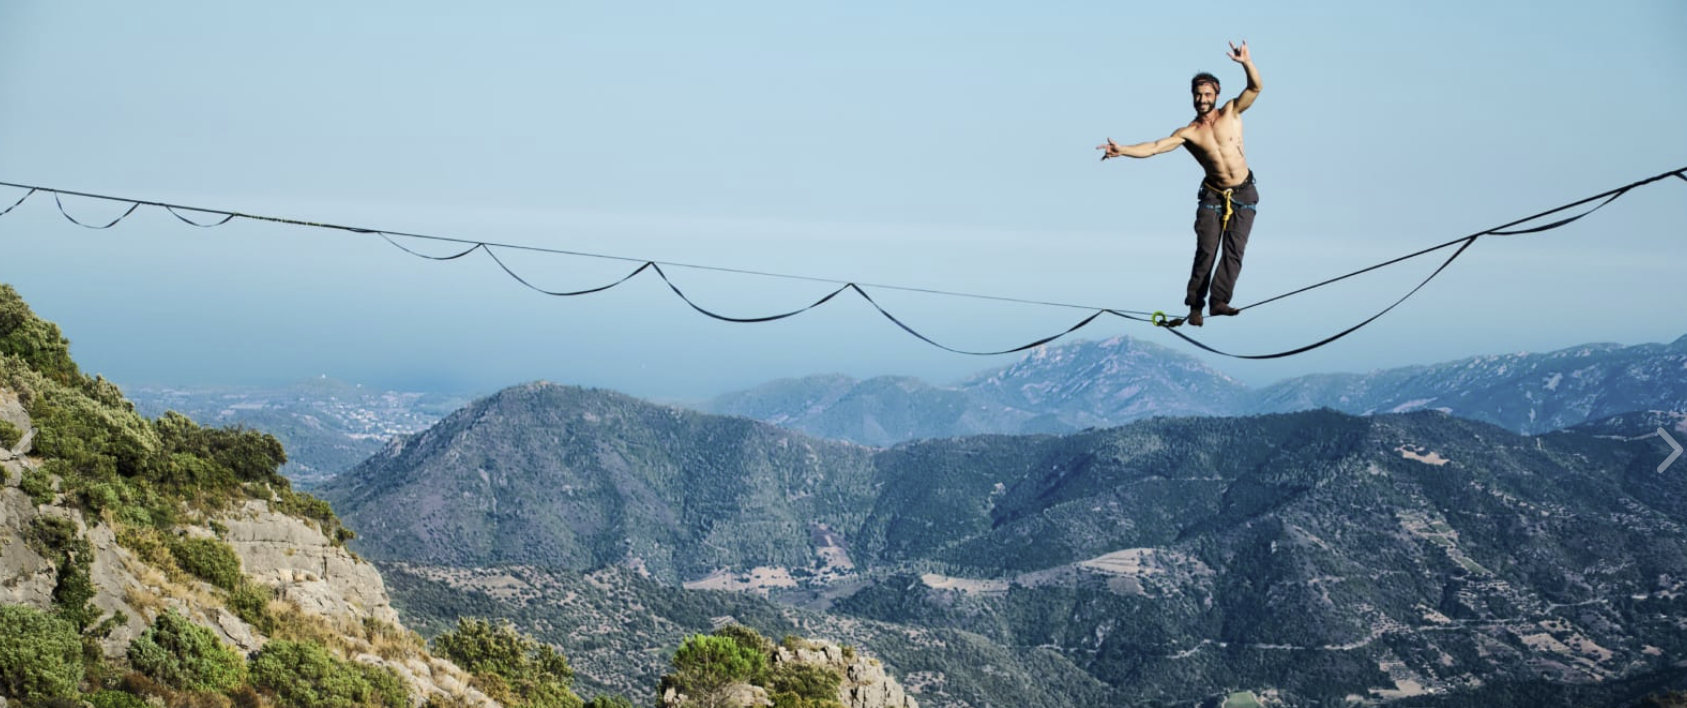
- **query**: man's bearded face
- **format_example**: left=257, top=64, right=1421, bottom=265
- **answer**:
left=1192, top=83, right=1219, bottom=115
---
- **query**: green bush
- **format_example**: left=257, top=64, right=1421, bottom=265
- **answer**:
left=0, top=284, right=81, bottom=386
left=770, top=693, right=845, bottom=708
left=667, top=634, right=765, bottom=703
left=114, top=484, right=179, bottom=529
left=87, top=688, right=152, bottom=708
left=127, top=609, right=246, bottom=693
left=26, top=515, right=99, bottom=630
left=582, top=695, right=635, bottom=708
left=712, top=624, right=772, bottom=657
left=766, top=662, right=842, bottom=705
left=0, top=603, right=85, bottom=703
left=0, top=418, right=20, bottom=449
left=248, top=639, right=407, bottom=708
left=28, top=381, right=159, bottom=481
left=228, top=583, right=278, bottom=635
left=20, top=464, right=55, bottom=504
left=169, top=536, right=244, bottom=591
left=357, top=663, right=410, bottom=708
left=155, top=412, right=288, bottom=490
left=432, top=618, right=579, bottom=708
left=75, top=479, right=124, bottom=514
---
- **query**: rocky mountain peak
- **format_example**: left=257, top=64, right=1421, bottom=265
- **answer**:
left=959, top=335, right=1248, bottom=423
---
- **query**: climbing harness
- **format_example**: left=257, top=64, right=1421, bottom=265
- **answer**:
left=1200, top=177, right=1257, bottom=237
left=1155, top=176, right=1258, bottom=330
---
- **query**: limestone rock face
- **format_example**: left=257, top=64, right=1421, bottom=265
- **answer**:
left=1, top=464, right=492, bottom=705
left=772, top=642, right=919, bottom=708
left=0, top=391, right=31, bottom=458
left=0, top=485, right=57, bottom=607
left=0, top=478, right=155, bottom=658
left=82, top=518, right=154, bottom=655
left=217, top=500, right=399, bottom=626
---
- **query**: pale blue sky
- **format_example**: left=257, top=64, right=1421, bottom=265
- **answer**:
left=1, top=1, right=1683, bottom=400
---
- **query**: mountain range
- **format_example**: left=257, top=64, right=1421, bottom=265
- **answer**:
left=703, top=334, right=1687, bottom=445
left=120, top=333, right=1687, bottom=485
left=318, top=380, right=1687, bottom=706
left=14, top=268, right=1687, bottom=706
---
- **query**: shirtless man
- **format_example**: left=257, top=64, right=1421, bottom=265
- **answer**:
left=1097, top=41, right=1261, bottom=327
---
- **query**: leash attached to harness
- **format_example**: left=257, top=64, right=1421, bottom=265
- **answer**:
left=1201, top=175, right=1257, bottom=235
left=1205, top=183, right=1237, bottom=234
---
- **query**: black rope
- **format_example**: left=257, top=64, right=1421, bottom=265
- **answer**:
left=0, top=188, right=35, bottom=218
left=163, top=205, right=238, bottom=228
left=651, top=262, right=857, bottom=324
left=0, top=166, right=1681, bottom=359
left=1157, top=168, right=1686, bottom=359
left=848, top=284, right=1116, bottom=356
left=378, top=233, right=483, bottom=261
left=0, top=179, right=1131, bottom=314
left=1485, top=189, right=1628, bottom=235
left=484, top=248, right=651, bottom=297
left=1235, top=171, right=1676, bottom=313
left=53, top=192, right=141, bottom=229
left=1235, top=237, right=1471, bottom=314
left=1164, top=237, right=1478, bottom=360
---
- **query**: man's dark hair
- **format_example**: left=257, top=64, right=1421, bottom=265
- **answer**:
left=1191, top=72, right=1220, bottom=93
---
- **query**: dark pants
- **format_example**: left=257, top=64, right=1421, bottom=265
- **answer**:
left=1186, top=171, right=1259, bottom=310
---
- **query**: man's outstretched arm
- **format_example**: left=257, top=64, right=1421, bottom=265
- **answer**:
left=1097, top=132, right=1186, bottom=161
left=1227, top=40, right=1261, bottom=114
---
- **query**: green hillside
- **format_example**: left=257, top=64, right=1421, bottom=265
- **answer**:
left=319, top=382, right=883, bottom=581
left=322, top=371, right=1687, bottom=706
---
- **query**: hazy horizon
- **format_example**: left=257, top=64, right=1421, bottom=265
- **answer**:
left=93, top=328, right=1687, bottom=406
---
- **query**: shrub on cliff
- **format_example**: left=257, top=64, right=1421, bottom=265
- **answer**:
left=662, top=633, right=767, bottom=708
left=127, top=609, right=246, bottom=693
left=169, top=536, right=244, bottom=591
left=0, top=604, right=84, bottom=703
left=248, top=639, right=406, bottom=708
left=432, top=617, right=581, bottom=708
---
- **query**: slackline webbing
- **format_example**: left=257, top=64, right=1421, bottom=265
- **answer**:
left=0, top=166, right=1681, bottom=359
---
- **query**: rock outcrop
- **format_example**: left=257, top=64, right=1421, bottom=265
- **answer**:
left=1, top=449, right=496, bottom=706
left=773, top=642, right=919, bottom=708
left=1, top=466, right=155, bottom=658
left=0, top=390, right=31, bottom=459
left=0, top=487, right=56, bottom=607
left=217, top=499, right=400, bottom=626
left=657, top=639, right=917, bottom=708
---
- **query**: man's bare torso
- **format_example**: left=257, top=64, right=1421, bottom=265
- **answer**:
left=1178, top=107, right=1249, bottom=188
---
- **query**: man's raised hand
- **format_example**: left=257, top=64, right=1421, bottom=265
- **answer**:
left=1227, top=40, right=1250, bottom=64
left=1097, top=138, right=1124, bottom=161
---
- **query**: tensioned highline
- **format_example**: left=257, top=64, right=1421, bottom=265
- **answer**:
left=1, top=167, right=1683, bottom=359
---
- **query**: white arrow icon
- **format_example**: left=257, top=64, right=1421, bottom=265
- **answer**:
left=1661, top=428, right=1683, bottom=474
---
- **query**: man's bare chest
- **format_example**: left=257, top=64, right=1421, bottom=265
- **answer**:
left=1185, top=118, right=1244, bottom=154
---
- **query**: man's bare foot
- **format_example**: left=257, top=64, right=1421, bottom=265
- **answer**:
left=1209, top=303, right=1241, bottom=317
left=1187, top=309, right=1204, bottom=327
